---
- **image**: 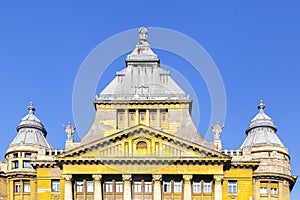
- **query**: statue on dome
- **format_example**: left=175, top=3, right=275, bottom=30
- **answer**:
left=64, top=122, right=76, bottom=142
left=139, top=26, right=148, bottom=42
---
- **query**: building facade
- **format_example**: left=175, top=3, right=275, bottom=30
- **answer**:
left=0, top=27, right=297, bottom=200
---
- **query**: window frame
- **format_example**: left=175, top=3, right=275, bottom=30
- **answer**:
left=86, top=181, right=94, bottom=193
left=12, top=161, right=19, bottom=169
left=193, top=181, right=201, bottom=193
left=203, top=181, right=212, bottom=193
left=76, top=181, right=84, bottom=193
left=51, top=180, right=60, bottom=192
left=23, top=182, right=30, bottom=193
left=14, top=182, right=21, bottom=193
left=163, top=181, right=171, bottom=193
left=105, top=182, right=113, bottom=193
left=228, top=180, right=237, bottom=194
left=23, top=160, right=31, bottom=168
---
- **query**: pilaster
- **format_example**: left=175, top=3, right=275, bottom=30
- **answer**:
left=152, top=174, right=162, bottom=200
left=122, top=174, right=132, bottom=200
left=183, top=175, right=193, bottom=200
left=63, top=175, right=72, bottom=200
left=213, top=175, right=223, bottom=200
left=92, top=174, right=102, bottom=200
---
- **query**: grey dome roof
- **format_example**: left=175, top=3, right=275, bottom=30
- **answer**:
left=245, top=100, right=277, bottom=134
left=98, top=27, right=188, bottom=101
left=241, top=100, right=284, bottom=149
left=9, top=102, right=51, bottom=149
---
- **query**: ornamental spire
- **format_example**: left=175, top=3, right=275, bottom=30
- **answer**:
left=258, top=100, right=265, bottom=112
left=28, top=101, right=35, bottom=113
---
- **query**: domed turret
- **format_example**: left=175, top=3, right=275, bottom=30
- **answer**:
left=241, top=100, right=283, bottom=149
left=8, top=102, right=51, bottom=149
left=241, top=100, right=296, bottom=197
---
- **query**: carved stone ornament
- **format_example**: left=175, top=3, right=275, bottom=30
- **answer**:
left=62, top=174, right=72, bottom=181
left=152, top=174, right=162, bottom=181
left=183, top=175, right=193, bottom=181
left=92, top=174, right=102, bottom=181
left=122, top=174, right=132, bottom=181
left=49, top=168, right=61, bottom=177
left=213, top=175, right=224, bottom=182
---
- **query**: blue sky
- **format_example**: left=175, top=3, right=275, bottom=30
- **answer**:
left=0, top=1, right=299, bottom=198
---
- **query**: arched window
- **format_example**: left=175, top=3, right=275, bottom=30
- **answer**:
left=136, top=141, right=147, bottom=150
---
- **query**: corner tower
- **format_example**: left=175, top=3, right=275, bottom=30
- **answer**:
left=81, top=27, right=212, bottom=148
left=5, top=102, right=52, bottom=200
left=241, top=100, right=297, bottom=199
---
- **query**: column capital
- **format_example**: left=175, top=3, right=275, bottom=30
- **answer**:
left=62, top=174, right=72, bottom=181
left=92, top=174, right=102, bottom=181
left=122, top=174, right=132, bottom=181
left=213, top=174, right=224, bottom=182
left=152, top=174, right=162, bottom=181
left=183, top=175, right=193, bottom=181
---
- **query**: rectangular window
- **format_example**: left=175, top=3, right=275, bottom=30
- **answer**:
left=130, top=113, right=134, bottom=121
left=12, top=161, right=19, bottom=169
left=133, top=182, right=142, bottom=193
left=144, top=182, right=152, bottom=193
left=24, top=153, right=32, bottom=158
left=151, top=112, right=155, bottom=120
left=141, top=113, right=145, bottom=121
left=51, top=180, right=60, bottom=192
left=228, top=181, right=237, bottom=193
left=13, top=153, right=18, bottom=158
left=86, top=181, right=94, bottom=193
left=270, top=183, right=278, bottom=195
left=23, top=161, right=31, bottom=168
left=204, top=182, right=212, bottom=193
left=162, top=112, right=166, bottom=121
left=174, top=181, right=182, bottom=193
left=260, top=182, right=268, bottom=195
left=23, top=182, right=30, bottom=193
left=76, top=181, right=84, bottom=193
left=193, top=182, right=201, bottom=193
left=105, top=182, right=113, bottom=193
left=119, top=112, right=123, bottom=121
left=163, top=181, right=171, bottom=193
left=115, top=181, right=123, bottom=193
left=14, top=182, right=21, bottom=193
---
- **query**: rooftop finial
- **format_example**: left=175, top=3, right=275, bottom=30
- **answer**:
left=28, top=101, right=35, bottom=113
left=258, top=100, right=265, bottom=111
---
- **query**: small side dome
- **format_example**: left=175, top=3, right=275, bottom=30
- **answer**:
left=16, top=102, right=47, bottom=136
left=241, top=100, right=284, bottom=149
left=9, top=102, right=51, bottom=149
left=245, top=100, right=277, bottom=134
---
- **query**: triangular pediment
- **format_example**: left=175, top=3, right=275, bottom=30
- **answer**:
left=57, top=125, right=229, bottom=163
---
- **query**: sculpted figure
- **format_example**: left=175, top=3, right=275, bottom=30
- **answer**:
left=64, top=122, right=76, bottom=142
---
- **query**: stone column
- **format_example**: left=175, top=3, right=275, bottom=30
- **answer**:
left=183, top=175, right=193, bottom=200
left=124, top=109, right=129, bottom=128
left=63, top=175, right=73, bottom=200
left=156, top=109, right=161, bottom=128
left=122, top=174, right=132, bottom=200
left=93, top=175, right=102, bottom=200
left=213, top=175, right=223, bottom=200
left=152, top=174, right=162, bottom=200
